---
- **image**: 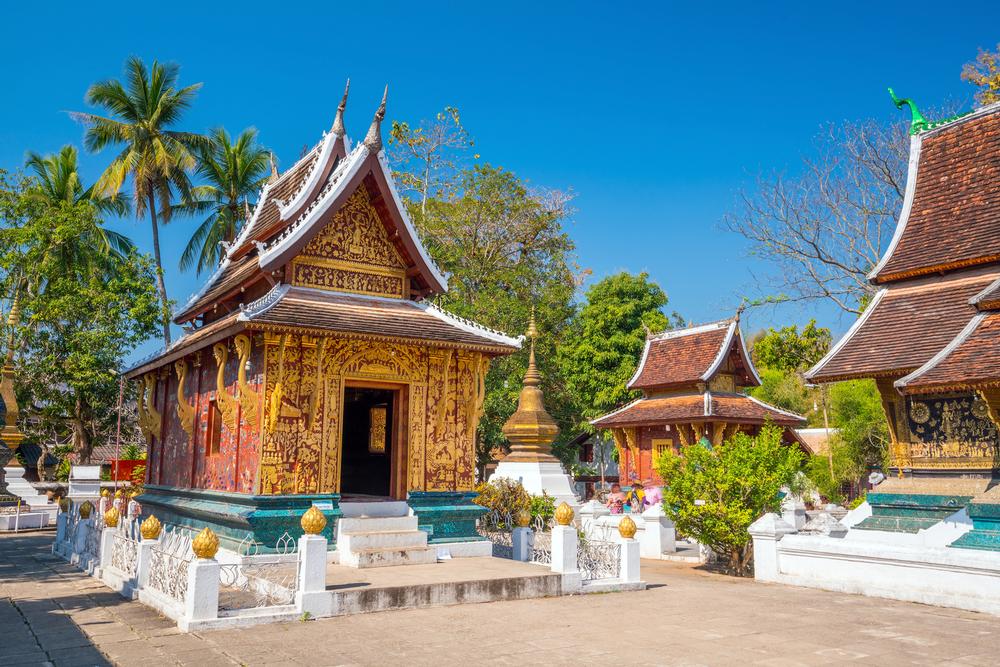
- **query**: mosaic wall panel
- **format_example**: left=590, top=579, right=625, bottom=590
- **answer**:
left=905, top=393, right=1000, bottom=470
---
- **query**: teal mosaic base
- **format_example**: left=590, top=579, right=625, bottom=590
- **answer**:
left=854, top=492, right=971, bottom=533
left=137, top=485, right=341, bottom=552
left=407, top=491, right=486, bottom=543
left=950, top=502, right=1000, bottom=551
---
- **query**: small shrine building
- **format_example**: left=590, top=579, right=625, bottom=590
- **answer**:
left=592, top=316, right=806, bottom=485
left=124, top=85, right=520, bottom=549
left=806, top=95, right=1000, bottom=544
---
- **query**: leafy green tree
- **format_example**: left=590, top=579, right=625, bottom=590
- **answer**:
left=0, top=172, right=160, bottom=463
left=72, top=56, right=205, bottom=345
left=177, top=127, right=269, bottom=274
left=655, top=425, right=803, bottom=576
left=962, top=44, right=1000, bottom=105
left=416, top=164, right=580, bottom=467
left=24, top=145, right=132, bottom=220
left=750, top=368, right=818, bottom=426
left=557, top=272, right=674, bottom=425
left=751, top=320, right=831, bottom=372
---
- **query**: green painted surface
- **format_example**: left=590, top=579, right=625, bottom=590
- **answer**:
left=407, top=491, right=486, bottom=544
left=951, top=502, right=1000, bottom=551
left=854, top=492, right=971, bottom=534
left=137, top=485, right=341, bottom=552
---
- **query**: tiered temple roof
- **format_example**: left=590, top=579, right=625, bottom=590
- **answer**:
left=593, top=316, right=804, bottom=430
left=128, top=83, right=519, bottom=377
left=807, top=100, right=1000, bottom=396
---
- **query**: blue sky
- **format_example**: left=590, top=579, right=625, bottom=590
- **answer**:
left=2, top=2, right=997, bottom=361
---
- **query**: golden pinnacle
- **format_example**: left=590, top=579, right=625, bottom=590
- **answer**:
left=79, top=500, right=94, bottom=519
left=140, top=515, right=162, bottom=540
left=554, top=502, right=574, bottom=526
left=300, top=505, right=328, bottom=535
left=192, top=527, right=220, bottom=559
left=104, top=506, right=120, bottom=528
left=618, top=515, right=637, bottom=539
left=515, top=509, right=532, bottom=528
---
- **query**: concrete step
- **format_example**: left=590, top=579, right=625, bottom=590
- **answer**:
left=352, top=546, right=438, bottom=568
left=338, top=516, right=418, bottom=535
left=339, top=501, right=410, bottom=518
left=340, top=529, right=428, bottom=551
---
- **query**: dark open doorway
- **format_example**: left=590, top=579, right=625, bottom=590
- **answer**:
left=341, top=386, right=395, bottom=497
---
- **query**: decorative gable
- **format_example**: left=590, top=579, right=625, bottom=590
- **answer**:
left=290, top=184, right=409, bottom=298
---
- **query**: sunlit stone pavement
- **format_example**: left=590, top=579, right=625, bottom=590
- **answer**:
left=2, top=530, right=999, bottom=666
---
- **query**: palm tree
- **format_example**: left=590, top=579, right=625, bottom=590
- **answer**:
left=71, top=56, right=205, bottom=345
left=177, top=128, right=269, bottom=274
left=23, top=144, right=135, bottom=259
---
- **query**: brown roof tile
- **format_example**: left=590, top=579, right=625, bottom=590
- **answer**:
left=629, top=322, right=732, bottom=390
left=174, top=254, right=261, bottom=323
left=125, top=312, right=243, bottom=377
left=875, top=109, right=1000, bottom=282
left=592, top=392, right=803, bottom=428
left=807, top=268, right=1000, bottom=383
left=243, top=286, right=519, bottom=352
left=896, top=311, right=1000, bottom=393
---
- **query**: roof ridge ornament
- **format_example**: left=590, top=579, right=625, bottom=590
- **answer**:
left=888, top=87, right=929, bottom=135
left=332, top=78, right=350, bottom=136
left=364, top=85, right=388, bottom=153
left=268, top=152, right=279, bottom=183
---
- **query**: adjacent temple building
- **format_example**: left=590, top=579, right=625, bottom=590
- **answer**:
left=593, top=315, right=806, bottom=484
left=125, top=84, right=520, bottom=550
left=807, top=94, right=1000, bottom=546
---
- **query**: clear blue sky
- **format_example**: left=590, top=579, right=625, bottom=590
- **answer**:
left=2, top=2, right=997, bottom=361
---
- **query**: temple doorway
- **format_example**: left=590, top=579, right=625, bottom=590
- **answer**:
left=340, top=385, right=401, bottom=498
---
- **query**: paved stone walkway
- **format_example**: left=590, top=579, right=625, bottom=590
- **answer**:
left=3, top=530, right=1000, bottom=666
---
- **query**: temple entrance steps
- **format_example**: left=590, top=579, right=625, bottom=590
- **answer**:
left=337, top=503, right=437, bottom=568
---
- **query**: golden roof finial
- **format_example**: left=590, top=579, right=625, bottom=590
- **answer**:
left=332, top=78, right=350, bottom=135
left=364, top=85, right=388, bottom=153
left=268, top=152, right=279, bottom=183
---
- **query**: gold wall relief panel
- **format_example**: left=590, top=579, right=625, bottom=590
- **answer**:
left=175, top=360, right=196, bottom=440
left=212, top=343, right=238, bottom=432
left=234, top=334, right=259, bottom=428
left=875, top=378, right=911, bottom=470
left=904, top=392, right=999, bottom=470
left=708, top=373, right=736, bottom=393
left=143, top=373, right=161, bottom=439
left=408, top=382, right=427, bottom=491
left=290, top=184, right=408, bottom=298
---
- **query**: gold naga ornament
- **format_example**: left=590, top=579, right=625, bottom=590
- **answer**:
left=140, top=515, right=162, bottom=540
left=300, top=505, right=328, bottom=535
left=234, top=334, right=259, bottom=427
left=501, top=309, right=560, bottom=463
left=618, top=515, right=637, bottom=539
left=268, top=334, right=288, bottom=434
left=192, top=526, right=220, bottom=559
left=175, top=359, right=197, bottom=439
left=79, top=500, right=94, bottom=519
left=104, top=506, right=120, bottom=528
left=212, top=343, right=238, bottom=432
left=554, top=502, right=574, bottom=526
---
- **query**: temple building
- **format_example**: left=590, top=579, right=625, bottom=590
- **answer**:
left=592, top=316, right=806, bottom=485
left=806, top=94, right=1000, bottom=545
left=124, top=84, right=520, bottom=551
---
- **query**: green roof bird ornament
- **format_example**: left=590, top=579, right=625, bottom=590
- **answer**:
left=888, top=87, right=929, bottom=135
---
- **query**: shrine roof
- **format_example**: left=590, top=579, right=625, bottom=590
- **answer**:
left=871, top=103, right=1000, bottom=283
left=895, top=311, right=1000, bottom=394
left=238, top=284, right=521, bottom=353
left=627, top=318, right=760, bottom=391
left=806, top=267, right=1000, bottom=383
left=173, top=93, right=449, bottom=325
left=591, top=391, right=804, bottom=429
left=124, top=312, right=243, bottom=378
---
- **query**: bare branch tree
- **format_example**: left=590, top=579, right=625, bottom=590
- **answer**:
left=725, top=117, right=911, bottom=315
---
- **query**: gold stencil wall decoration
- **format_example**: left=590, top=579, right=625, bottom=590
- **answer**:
left=174, top=360, right=196, bottom=439
left=268, top=334, right=288, bottom=434
left=144, top=373, right=162, bottom=437
left=136, top=378, right=152, bottom=441
left=212, top=343, right=238, bottom=432
left=234, top=334, right=259, bottom=426
left=369, top=405, right=387, bottom=453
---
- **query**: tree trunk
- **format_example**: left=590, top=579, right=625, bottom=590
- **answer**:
left=72, top=398, right=93, bottom=465
left=147, top=189, right=172, bottom=346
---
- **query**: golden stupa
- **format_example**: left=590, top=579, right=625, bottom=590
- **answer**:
left=501, top=310, right=560, bottom=463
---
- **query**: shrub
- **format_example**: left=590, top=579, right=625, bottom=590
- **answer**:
left=530, top=493, right=556, bottom=525
left=655, top=424, right=803, bottom=576
left=474, top=478, right=531, bottom=518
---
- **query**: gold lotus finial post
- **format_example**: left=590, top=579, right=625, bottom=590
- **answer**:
left=192, top=527, right=220, bottom=559
left=79, top=500, right=93, bottom=519
left=618, top=515, right=637, bottom=539
left=554, top=502, right=574, bottom=526
left=301, top=505, right=328, bottom=535
left=501, top=305, right=559, bottom=462
left=104, top=506, right=120, bottom=528
left=140, top=515, right=162, bottom=540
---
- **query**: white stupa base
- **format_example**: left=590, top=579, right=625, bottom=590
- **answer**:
left=488, top=460, right=580, bottom=511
